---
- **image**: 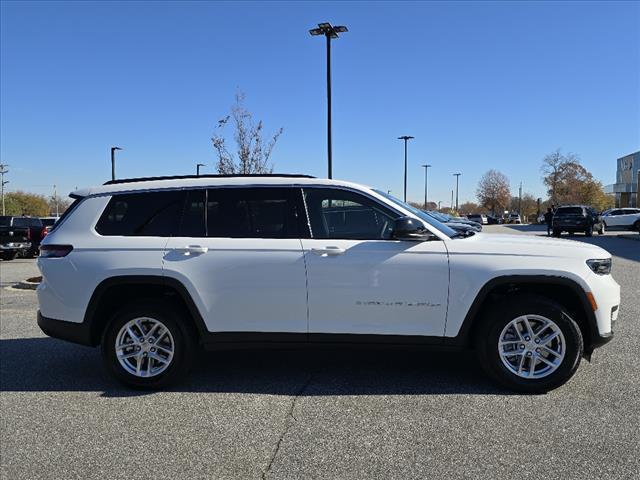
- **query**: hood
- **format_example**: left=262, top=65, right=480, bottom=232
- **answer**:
left=451, top=233, right=611, bottom=260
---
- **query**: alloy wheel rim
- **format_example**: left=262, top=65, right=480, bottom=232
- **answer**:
left=498, top=314, right=566, bottom=379
left=115, top=317, right=175, bottom=378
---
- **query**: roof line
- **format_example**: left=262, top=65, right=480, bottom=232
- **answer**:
left=103, top=173, right=316, bottom=185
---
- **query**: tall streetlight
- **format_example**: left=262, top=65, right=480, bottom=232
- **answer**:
left=196, top=163, right=206, bottom=176
left=111, top=147, right=123, bottom=181
left=309, top=22, right=348, bottom=179
left=421, top=164, right=432, bottom=209
left=453, top=172, right=462, bottom=211
left=398, top=136, right=414, bottom=202
left=0, top=163, right=8, bottom=216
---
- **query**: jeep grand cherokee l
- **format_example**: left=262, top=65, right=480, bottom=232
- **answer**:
left=37, top=175, right=620, bottom=393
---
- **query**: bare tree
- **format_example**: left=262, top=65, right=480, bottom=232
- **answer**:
left=476, top=170, right=511, bottom=215
left=211, top=92, right=283, bottom=174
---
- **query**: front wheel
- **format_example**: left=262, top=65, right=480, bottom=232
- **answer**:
left=0, top=251, right=18, bottom=261
left=553, top=229, right=561, bottom=237
left=475, top=295, right=583, bottom=393
left=102, top=300, right=195, bottom=389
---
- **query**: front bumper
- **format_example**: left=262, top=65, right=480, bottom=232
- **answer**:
left=37, top=311, right=93, bottom=346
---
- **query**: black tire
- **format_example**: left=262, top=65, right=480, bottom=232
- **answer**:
left=634, top=220, right=640, bottom=233
left=598, top=223, right=605, bottom=235
left=553, top=229, right=561, bottom=237
left=475, top=294, right=583, bottom=394
left=101, top=300, right=195, bottom=389
left=585, top=224, right=593, bottom=237
left=0, top=251, right=18, bottom=261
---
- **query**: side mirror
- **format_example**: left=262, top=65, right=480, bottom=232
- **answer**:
left=392, top=216, right=434, bottom=241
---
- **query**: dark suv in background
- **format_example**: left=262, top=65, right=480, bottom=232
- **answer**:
left=552, top=205, right=604, bottom=237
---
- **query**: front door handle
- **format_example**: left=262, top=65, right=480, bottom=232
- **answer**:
left=177, top=245, right=209, bottom=255
left=311, top=246, right=346, bottom=256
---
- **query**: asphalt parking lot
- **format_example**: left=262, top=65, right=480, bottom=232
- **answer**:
left=1, top=227, right=639, bottom=480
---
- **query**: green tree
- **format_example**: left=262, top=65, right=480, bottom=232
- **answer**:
left=4, top=191, right=50, bottom=216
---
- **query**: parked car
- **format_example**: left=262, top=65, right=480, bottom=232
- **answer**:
left=601, top=208, right=640, bottom=233
left=9, top=216, right=46, bottom=257
left=486, top=215, right=502, bottom=225
left=506, top=213, right=522, bottom=224
left=424, top=211, right=479, bottom=235
left=552, top=205, right=604, bottom=237
left=0, top=216, right=31, bottom=260
left=466, top=214, right=488, bottom=225
left=38, top=174, right=619, bottom=393
left=427, top=211, right=482, bottom=231
left=40, top=216, right=59, bottom=234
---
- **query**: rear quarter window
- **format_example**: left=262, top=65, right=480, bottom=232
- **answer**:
left=95, top=191, right=185, bottom=236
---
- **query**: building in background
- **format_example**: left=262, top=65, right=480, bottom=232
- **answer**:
left=605, top=151, right=639, bottom=208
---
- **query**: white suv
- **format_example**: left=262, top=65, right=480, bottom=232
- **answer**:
left=37, top=175, right=620, bottom=392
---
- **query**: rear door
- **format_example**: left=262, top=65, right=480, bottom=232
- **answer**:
left=300, top=187, right=449, bottom=337
left=163, top=187, right=309, bottom=334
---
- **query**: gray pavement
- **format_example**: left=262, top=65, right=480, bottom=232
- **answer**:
left=1, top=230, right=639, bottom=479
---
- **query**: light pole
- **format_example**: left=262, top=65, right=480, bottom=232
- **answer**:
left=53, top=184, right=59, bottom=217
left=0, top=163, right=8, bottom=216
left=111, top=147, right=123, bottom=181
left=196, top=163, right=206, bottom=176
left=398, top=136, right=414, bottom=202
left=309, top=22, right=348, bottom=179
left=421, top=164, right=432, bottom=209
left=453, top=173, right=461, bottom=211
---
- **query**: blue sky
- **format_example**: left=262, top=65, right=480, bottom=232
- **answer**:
left=1, top=0, right=639, bottom=205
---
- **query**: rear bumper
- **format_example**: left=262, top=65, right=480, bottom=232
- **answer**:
left=37, top=311, right=93, bottom=346
left=0, top=242, right=31, bottom=251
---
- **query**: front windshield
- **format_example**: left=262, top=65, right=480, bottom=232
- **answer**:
left=373, top=190, right=458, bottom=238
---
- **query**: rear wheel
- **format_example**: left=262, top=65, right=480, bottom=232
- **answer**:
left=475, top=294, right=583, bottom=393
left=553, top=229, right=561, bottom=237
left=634, top=220, right=640, bottom=233
left=0, top=251, right=18, bottom=261
left=101, top=300, right=195, bottom=389
left=585, top=224, right=593, bottom=237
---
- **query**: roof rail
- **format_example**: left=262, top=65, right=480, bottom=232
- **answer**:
left=103, top=173, right=316, bottom=185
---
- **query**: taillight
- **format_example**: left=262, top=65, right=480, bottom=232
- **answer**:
left=41, top=227, right=47, bottom=237
left=39, top=245, right=73, bottom=258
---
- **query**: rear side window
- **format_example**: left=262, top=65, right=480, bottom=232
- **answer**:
left=206, top=187, right=303, bottom=238
left=96, top=191, right=184, bottom=236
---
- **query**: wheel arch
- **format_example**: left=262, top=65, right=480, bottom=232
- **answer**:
left=84, top=275, right=207, bottom=346
left=448, top=275, right=599, bottom=353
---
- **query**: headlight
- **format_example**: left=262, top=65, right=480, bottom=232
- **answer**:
left=586, top=258, right=611, bottom=275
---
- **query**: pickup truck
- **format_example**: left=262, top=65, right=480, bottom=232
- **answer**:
left=0, top=216, right=31, bottom=260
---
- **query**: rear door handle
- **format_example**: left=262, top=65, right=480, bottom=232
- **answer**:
left=177, top=245, right=208, bottom=255
left=311, top=246, right=346, bottom=256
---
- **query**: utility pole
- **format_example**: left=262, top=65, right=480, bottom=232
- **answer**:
left=0, top=164, right=8, bottom=216
left=111, top=147, right=123, bottom=181
left=309, top=22, right=348, bottom=179
left=451, top=190, right=454, bottom=211
left=518, top=181, right=522, bottom=216
left=196, top=163, right=206, bottom=176
left=421, top=164, right=432, bottom=209
left=453, top=173, right=461, bottom=211
left=53, top=185, right=59, bottom=217
left=398, top=136, right=414, bottom=202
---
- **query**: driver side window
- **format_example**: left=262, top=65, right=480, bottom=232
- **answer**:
left=303, top=188, right=397, bottom=240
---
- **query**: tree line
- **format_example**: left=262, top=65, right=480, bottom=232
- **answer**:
left=468, top=150, right=613, bottom=219
left=2, top=191, right=70, bottom=217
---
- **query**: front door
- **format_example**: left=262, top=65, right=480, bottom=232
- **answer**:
left=163, top=187, right=308, bottom=334
left=300, top=187, right=449, bottom=337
